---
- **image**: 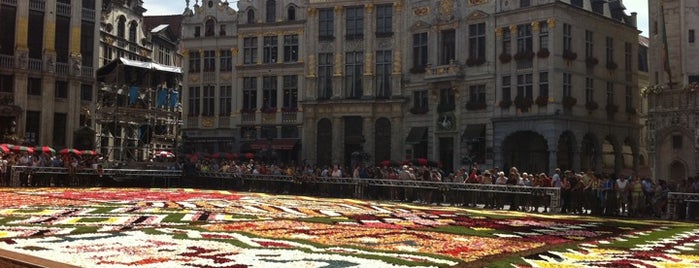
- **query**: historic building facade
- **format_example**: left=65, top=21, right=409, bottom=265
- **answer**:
left=646, top=0, right=699, bottom=183
left=0, top=0, right=100, bottom=148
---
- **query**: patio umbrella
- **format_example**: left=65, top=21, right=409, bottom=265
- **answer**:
left=38, top=146, right=56, bottom=154
left=244, top=153, right=255, bottom=159
left=81, top=150, right=98, bottom=156
left=0, top=144, right=9, bottom=154
left=154, top=150, right=174, bottom=158
left=211, top=152, right=233, bottom=159
left=59, top=148, right=82, bottom=155
left=12, top=146, right=34, bottom=154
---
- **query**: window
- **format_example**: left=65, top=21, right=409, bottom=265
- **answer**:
left=606, top=82, right=614, bottom=105
left=0, top=75, right=12, bottom=93
left=220, top=49, right=232, bottom=72
left=502, top=27, right=511, bottom=54
left=591, top=1, right=604, bottom=14
left=563, top=73, right=572, bottom=97
left=261, top=126, right=277, bottom=139
left=563, top=23, right=572, bottom=52
left=243, top=37, right=258, bottom=64
left=539, top=21, right=549, bottom=49
left=219, top=24, right=226, bottom=36
left=262, top=76, right=277, bottom=109
left=345, top=51, right=363, bottom=99
left=439, top=88, right=455, bottom=108
left=219, top=86, right=232, bottom=116
left=375, top=50, right=392, bottom=99
left=520, top=0, right=530, bottom=8
left=585, top=30, right=594, bottom=58
left=539, top=72, right=548, bottom=97
left=117, top=16, right=126, bottom=39
left=625, top=85, right=633, bottom=111
left=281, top=126, right=299, bottom=138
left=53, top=113, right=67, bottom=147
left=440, top=29, right=455, bottom=65
left=203, top=50, right=216, bottom=71
left=346, top=6, right=364, bottom=39
left=266, top=0, right=276, bottom=22
left=318, top=8, right=334, bottom=40
left=202, top=86, right=215, bottom=116
left=502, top=76, right=511, bottom=101
left=283, top=75, right=298, bottom=109
left=263, top=36, right=278, bottom=64
left=129, top=21, right=137, bottom=42
left=25, top=111, right=40, bottom=146
left=81, top=84, right=92, bottom=101
left=625, top=42, right=632, bottom=70
left=469, top=85, right=486, bottom=103
left=517, top=74, right=533, bottom=98
left=283, top=35, right=298, bottom=62
left=690, top=30, right=695, bottom=43
left=243, top=77, right=257, bottom=111
left=414, top=90, right=428, bottom=109
left=585, top=77, right=594, bottom=103
left=205, top=19, right=215, bottom=37
left=55, top=80, right=68, bottom=99
left=194, top=26, right=200, bottom=37
left=0, top=5, right=15, bottom=56
left=247, top=9, right=255, bottom=24
left=412, top=32, right=428, bottom=70
left=469, top=23, right=486, bottom=60
left=188, top=86, right=200, bottom=116
left=672, top=135, right=682, bottom=149
left=288, top=6, right=296, bottom=21
left=189, top=50, right=201, bottom=73
left=606, top=37, right=614, bottom=63
left=376, top=4, right=392, bottom=35
left=318, top=53, right=333, bottom=100
left=571, top=0, right=583, bottom=7
left=638, top=45, right=649, bottom=72
left=28, top=10, right=44, bottom=60
left=28, top=78, right=41, bottom=96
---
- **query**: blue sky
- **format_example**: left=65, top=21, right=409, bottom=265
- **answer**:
left=142, top=0, right=649, bottom=36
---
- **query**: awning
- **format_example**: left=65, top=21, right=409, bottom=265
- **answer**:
left=405, top=127, right=428, bottom=144
left=249, top=139, right=299, bottom=150
left=462, top=124, right=486, bottom=141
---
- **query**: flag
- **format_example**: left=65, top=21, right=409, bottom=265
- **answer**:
left=660, top=5, right=672, bottom=84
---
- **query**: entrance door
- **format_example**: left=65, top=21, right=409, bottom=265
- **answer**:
left=439, top=137, right=454, bottom=173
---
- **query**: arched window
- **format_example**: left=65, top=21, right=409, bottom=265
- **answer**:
left=129, top=21, right=138, bottom=42
left=205, top=19, right=215, bottom=37
left=117, top=16, right=126, bottom=39
left=247, top=9, right=255, bottom=24
left=288, top=6, right=296, bottom=21
left=266, top=0, right=276, bottom=23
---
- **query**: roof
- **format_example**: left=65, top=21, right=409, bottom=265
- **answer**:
left=150, top=24, right=169, bottom=33
left=97, top=57, right=181, bottom=78
left=639, top=35, right=649, bottom=48
left=143, top=15, right=182, bottom=39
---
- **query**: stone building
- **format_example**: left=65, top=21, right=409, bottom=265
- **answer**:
left=0, top=0, right=101, bottom=148
left=645, top=0, right=699, bottom=183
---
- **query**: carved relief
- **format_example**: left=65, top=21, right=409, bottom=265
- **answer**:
left=308, top=54, right=316, bottom=77
left=547, top=18, right=556, bottom=28
left=377, top=39, right=392, bottom=49
left=531, top=21, right=540, bottom=32
left=318, top=43, right=333, bottom=53
left=230, top=47, right=239, bottom=56
left=365, top=4, right=374, bottom=13
left=394, top=1, right=403, bottom=13
left=364, top=52, right=373, bottom=75
left=438, top=0, right=455, bottom=18
left=393, top=51, right=401, bottom=73
left=469, top=0, right=488, bottom=5
left=413, top=7, right=430, bottom=16
left=333, top=53, right=342, bottom=75
left=494, top=27, right=503, bottom=37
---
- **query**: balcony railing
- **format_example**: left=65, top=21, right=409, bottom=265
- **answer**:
left=56, top=2, right=71, bottom=17
left=29, top=0, right=45, bottom=11
left=117, top=40, right=126, bottom=48
left=82, top=66, right=93, bottom=78
left=424, top=61, right=463, bottom=82
left=0, top=0, right=17, bottom=6
left=0, top=54, right=14, bottom=69
left=281, top=111, right=297, bottom=123
left=82, top=8, right=95, bottom=22
left=241, top=113, right=256, bottom=123
left=128, top=44, right=138, bottom=52
left=28, top=58, right=42, bottom=72
left=203, top=72, right=216, bottom=83
left=648, top=88, right=699, bottom=111
left=56, top=62, right=69, bottom=75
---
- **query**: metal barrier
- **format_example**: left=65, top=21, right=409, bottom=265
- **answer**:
left=667, top=192, right=699, bottom=220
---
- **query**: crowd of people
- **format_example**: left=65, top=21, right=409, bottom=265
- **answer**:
left=0, top=151, right=104, bottom=186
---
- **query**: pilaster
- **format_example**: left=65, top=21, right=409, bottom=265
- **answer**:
left=332, top=116, right=343, bottom=166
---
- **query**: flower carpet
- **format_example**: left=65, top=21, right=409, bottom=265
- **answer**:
left=0, top=188, right=695, bottom=267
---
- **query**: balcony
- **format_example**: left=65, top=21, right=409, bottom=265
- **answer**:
left=56, top=62, right=69, bottom=75
left=56, top=2, right=71, bottom=17
left=202, top=72, right=216, bottom=83
left=0, top=54, right=14, bottom=69
left=82, top=66, right=93, bottom=78
left=648, top=87, right=699, bottom=112
left=28, top=58, right=42, bottom=72
left=241, top=112, right=256, bottom=123
left=29, top=0, right=45, bottom=11
left=281, top=111, right=297, bottom=123
left=0, top=0, right=17, bottom=6
left=82, top=8, right=95, bottom=22
left=424, top=61, right=463, bottom=82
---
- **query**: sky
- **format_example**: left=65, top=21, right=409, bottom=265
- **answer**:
left=142, top=0, right=649, bottom=36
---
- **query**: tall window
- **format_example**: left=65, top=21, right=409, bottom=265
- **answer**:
left=283, top=35, right=298, bottom=62
left=0, top=75, right=13, bottom=93
left=346, top=6, right=364, bottom=39
left=585, top=30, right=594, bottom=58
left=262, top=76, right=277, bottom=109
left=563, top=23, right=572, bottom=51
left=283, top=75, right=298, bottom=109
left=203, top=50, right=216, bottom=72
left=28, top=78, right=41, bottom=96
left=247, top=9, right=255, bottom=24
left=439, top=88, right=455, bottom=108
left=606, top=37, right=614, bottom=63
left=129, top=21, right=137, bottom=42
left=80, top=84, right=92, bottom=101
left=318, top=53, right=333, bottom=99
left=502, top=76, right=511, bottom=101
left=266, top=0, right=276, bottom=23
left=571, top=0, right=583, bottom=7
left=287, top=6, right=296, bottom=21
left=220, top=49, right=232, bottom=72
left=53, top=113, right=67, bottom=147
left=517, top=74, right=533, bottom=98
left=243, top=37, right=258, bottom=64
left=345, top=51, right=363, bottom=98
left=263, top=36, right=278, bottom=64
left=625, top=86, right=633, bottom=110
left=55, top=80, right=68, bottom=99
left=502, top=27, right=511, bottom=54
left=520, top=0, right=530, bottom=7
left=624, top=42, right=632, bottom=70
left=606, top=82, right=615, bottom=105
left=469, top=23, right=486, bottom=60
left=219, top=86, right=232, bottom=116
left=440, top=29, right=455, bottom=65
left=243, top=77, right=257, bottom=111
left=205, top=19, right=215, bottom=36
left=318, top=8, right=334, bottom=39
left=539, top=21, right=549, bottom=49
left=690, top=29, right=696, bottom=43
left=412, top=32, right=428, bottom=70
left=469, top=85, right=486, bottom=103
left=563, top=73, right=572, bottom=97
left=194, top=26, right=200, bottom=37
left=539, top=72, right=549, bottom=97
left=414, top=90, right=428, bottom=109
left=375, top=50, right=392, bottom=98
left=117, top=16, right=126, bottom=39
left=202, top=86, right=215, bottom=116
left=585, top=77, right=594, bottom=103
left=189, top=50, right=201, bottom=73
left=188, top=86, right=200, bottom=116
left=517, top=24, right=532, bottom=53
left=591, top=0, right=604, bottom=14
left=376, top=4, right=392, bottom=35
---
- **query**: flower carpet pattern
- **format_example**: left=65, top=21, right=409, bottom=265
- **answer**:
left=0, top=188, right=695, bottom=267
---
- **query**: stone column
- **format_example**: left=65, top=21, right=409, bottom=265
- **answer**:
left=391, top=116, right=402, bottom=161
left=548, top=150, right=558, bottom=174
left=572, top=144, right=581, bottom=172
left=332, top=116, right=343, bottom=165
left=332, top=6, right=343, bottom=99
left=363, top=116, right=374, bottom=163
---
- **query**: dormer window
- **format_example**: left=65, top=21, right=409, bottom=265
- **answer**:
left=247, top=10, right=256, bottom=24
left=205, top=19, right=215, bottom=37
left=266, top=0, right=276, bottom=23
left=288, top=6, right=296, bottom=21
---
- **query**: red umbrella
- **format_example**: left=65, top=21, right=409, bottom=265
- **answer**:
left=12, top=146, right=34, bottom=153
left=380, top=160, right=391, bottom=167
left=38, top=146, right=56, bottom=154
left=244, top=153, right=255, bottom=159
left=231, top=153, right=239, bottom=159
left=154, top=150, right=174, bottom=158
left=0, top=144, right=9, bottom=154
left=81, top=150, right=98, bottom=156
left=59, top=148, right=82, bottom=155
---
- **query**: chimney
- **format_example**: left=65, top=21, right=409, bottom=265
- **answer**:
left=630, top=12, right=637, bottom=27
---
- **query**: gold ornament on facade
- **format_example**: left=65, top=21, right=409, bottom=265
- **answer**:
left=413, top=7, right=429, bottom=16
left=547, top=18, right=556, bottom=28
left=333, top=53, right=342, bottom=75
left=334, top=5, right=343, bottom=14
left=439, top=0, right=454, bottom=17
left=307, top=8, right=317, bottom=16
left=494, top=27, right=503, bottom=37
left=364, top=53, right=373, bottom=75
left=393, top=51, right=401, bottom=73
left=230, top=47, right=239, bottom=56
left=308, top=54, right=316, bottom=77
left=182, top=50, right=189, bottom=58
left=394, top=1, right=404, bottom=13
left=509, top=25, right=518, bottom=35
left=190, top=76, right=199, bottom=82
left=201, top=117, right=214, bottom=128
left=220, top=73, right=231, bottom=81
left=468, top=0, right=488, bottom=5
left=531, top=21, right=540, bottom=32
left=365, top=4, right=374, bottom=13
